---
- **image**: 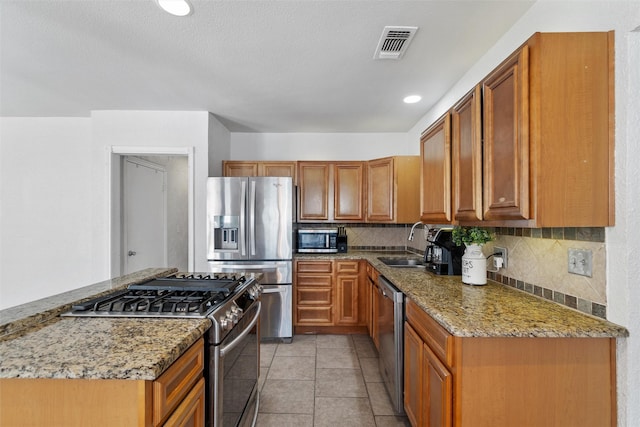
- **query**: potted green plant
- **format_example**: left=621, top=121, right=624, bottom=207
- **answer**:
left=451, top=226, right=493, bottom=286
left=451, top=226, right=493, bottom=246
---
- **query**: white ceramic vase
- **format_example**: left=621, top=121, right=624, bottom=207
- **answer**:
left=461, top=243, right=487, bottom=285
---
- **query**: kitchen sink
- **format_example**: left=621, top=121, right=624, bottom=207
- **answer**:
left=377, top=256, right=425, bottom=268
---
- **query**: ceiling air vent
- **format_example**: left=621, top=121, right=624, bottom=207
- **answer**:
left=374, top=26, right=418, bottom=60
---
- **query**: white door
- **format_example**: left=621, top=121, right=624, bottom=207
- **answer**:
left=123, top=157, right=167, bottom=274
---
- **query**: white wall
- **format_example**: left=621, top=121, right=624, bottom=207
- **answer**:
left=229, top=132, right=415, bottom=161
left=0, top=111, right=216, bottom=310
left=91, top=111, right=212, bottom=273
left=208, top=113, right=231, bottom=177
left=0, top=118, right=95, bottom=308
left=407, top=2, right=640, bottom=425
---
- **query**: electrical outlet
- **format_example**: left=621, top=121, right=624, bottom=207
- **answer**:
left=568, top=248, right=593, bottom=277
left=493, top=246, right=507, bottom=269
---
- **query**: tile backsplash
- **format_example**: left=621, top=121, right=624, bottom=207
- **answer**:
left=317, top=224, right=607, bottom=319
left=485, top=228, right=607, bottom=319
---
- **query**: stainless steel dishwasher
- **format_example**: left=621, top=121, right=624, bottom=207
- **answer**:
left=376, top=275, right=405, bottom=414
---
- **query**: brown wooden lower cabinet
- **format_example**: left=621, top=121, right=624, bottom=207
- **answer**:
left=0, top=338, right=205, bottom=427
left=294, top=259, right=367, bottom=334
left=404, top=299, right=617, bottom=427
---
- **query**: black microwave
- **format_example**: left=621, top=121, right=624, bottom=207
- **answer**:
left=297, top=228, right=338, bottom=253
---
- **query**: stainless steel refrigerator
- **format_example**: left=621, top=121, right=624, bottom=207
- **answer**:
left=206, top=176, right=293, bottom=342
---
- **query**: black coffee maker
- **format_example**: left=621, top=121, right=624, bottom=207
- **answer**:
left=424, top=228, right=464, bottom=275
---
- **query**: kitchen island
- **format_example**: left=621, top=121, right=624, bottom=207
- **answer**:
left=0, top=268, right=212, bottom=380
left=0, top=268, right=211, bottom=427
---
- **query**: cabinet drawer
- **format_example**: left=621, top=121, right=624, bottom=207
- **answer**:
left=153, top=338, right=205, bottom=426
left=297, top=274, right=332, bottom=287
left=296, top=260, right=333, bottom=273
left=336, top=260, right=359, bottom=274
left=296, top=307, right=333, bottom=324
left=406, top=299, right=453, bottom=366
left=162, top=377, right=205, bottom=427
left=297, top=288, right=332, bottom=305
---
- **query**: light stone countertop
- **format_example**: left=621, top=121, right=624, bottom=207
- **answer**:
left=296, top=251, right=628, bottom=338
left=0, top=268, right=211, bottom=380
left=0, top=268, right=179, bottom=338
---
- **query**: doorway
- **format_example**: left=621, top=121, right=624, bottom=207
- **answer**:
left=109, top=146, right=195, bottom=277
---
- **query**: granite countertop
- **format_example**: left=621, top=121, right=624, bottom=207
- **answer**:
left=295, top=251, right=628, bottom=338
left=0, top=268, right=210, bottom=380
left=0, top=316, right=210, bottom=380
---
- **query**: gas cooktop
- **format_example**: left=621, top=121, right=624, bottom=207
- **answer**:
left=62, top=273, right=256, bottom=318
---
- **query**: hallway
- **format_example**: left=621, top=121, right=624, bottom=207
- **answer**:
left=256, top=334, right=410, bottom=427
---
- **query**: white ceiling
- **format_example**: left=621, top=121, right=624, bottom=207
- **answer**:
left=0, top=0, right=534, bottom=132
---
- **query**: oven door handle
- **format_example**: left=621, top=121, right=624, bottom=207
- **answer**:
left=219, top=301, right=261, bottom=358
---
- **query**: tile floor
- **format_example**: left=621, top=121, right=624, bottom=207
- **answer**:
left=256, top=334, right=411, bottom=427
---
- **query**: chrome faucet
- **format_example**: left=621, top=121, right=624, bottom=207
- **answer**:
left=408, top=221, right=424, bottom=241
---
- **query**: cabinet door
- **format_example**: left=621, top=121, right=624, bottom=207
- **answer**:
left=420, top=113, right=452, bottom=223
left=452, top=86, right=483, bottom=222
left=335, top=261, right=360, bottom=325
left=371, top=282, right=380, bottom=350
left=367, top=157, right=394, bottom=222
left=223, top=161, right=258, bottom=177
left=334, top=163, right=365, bottom=221
left=260, top=162, right=297, bottom=181
left=404, top=323, right=424, bottom=427
left=367, top=265, right=380, bottom=336
left=424, top=343, right=453, bottom=427
left=482, top=46, right=530, bottom=221
left=298, top=162, right=330, bottom=221
left=336, top=274, right=359, bottom=325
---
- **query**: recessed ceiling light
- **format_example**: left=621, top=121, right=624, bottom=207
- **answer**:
left=403, top=95, right=422, bottom=104
left=156, top=0, right=192, bottom=17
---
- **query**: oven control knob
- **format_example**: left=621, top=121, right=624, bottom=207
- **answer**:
left=231, top=305, right=243, bottom=316
left=220, top=318, right=229, bottom=330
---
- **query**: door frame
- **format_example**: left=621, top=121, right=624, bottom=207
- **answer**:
left=122, top=156, right=168, bottom=274
left=108, top=146, right=195, bottom=276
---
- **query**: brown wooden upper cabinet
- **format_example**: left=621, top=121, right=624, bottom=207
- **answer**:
left=480, top=31, right=614, bottom=226
left=297, top=161, right=365, bottom=222
left=367, top=156, right=421, bottom=223
left=451, top=86, right=483, bottom=222
left=420, top=114, right=452, bottom=223
left=223, top=161, right=297, bottom=182
left=482, top=46, right=530, bottom=222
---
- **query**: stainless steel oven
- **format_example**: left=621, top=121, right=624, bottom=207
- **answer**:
left=208, top=300, right=261, bottom=427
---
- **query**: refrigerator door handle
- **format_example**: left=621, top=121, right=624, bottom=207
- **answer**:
left=210, top=264, right=279, bottom=271
left=249, top=179, right=257, bottom=256
left=261, top=286, right=286, bottom=294
left=240, top=180, right=247, bottom=256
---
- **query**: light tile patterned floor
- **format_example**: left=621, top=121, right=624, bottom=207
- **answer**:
left=256, top=334, right=411, bottom=427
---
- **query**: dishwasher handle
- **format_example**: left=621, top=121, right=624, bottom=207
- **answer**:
left=378, top=276, right=403, bottom=303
